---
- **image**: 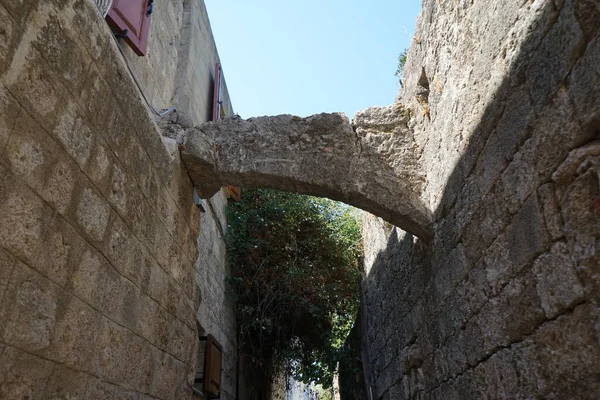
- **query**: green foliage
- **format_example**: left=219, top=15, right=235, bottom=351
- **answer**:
left=395, top=49, right=408, bottom=80
left=226, top=189, right=362, bottom=387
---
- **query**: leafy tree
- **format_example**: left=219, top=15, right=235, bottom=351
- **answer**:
left=226, top=189, right=362, bottom=387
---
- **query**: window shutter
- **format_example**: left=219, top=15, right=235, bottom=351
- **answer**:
left=203, top=334, right=223, bottom=398
left=106, top=0, right=152, bottom=56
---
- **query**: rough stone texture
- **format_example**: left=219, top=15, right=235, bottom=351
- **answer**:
left=0, top=0, right=236, bottom=398
left=361, top=0, right=600, bottom=399
left=181, top=107, right=433, bottom=239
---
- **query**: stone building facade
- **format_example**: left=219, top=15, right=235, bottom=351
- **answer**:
left=0, top=0, right=237, bottom=398
left=360, top=0, right=600, bottom=399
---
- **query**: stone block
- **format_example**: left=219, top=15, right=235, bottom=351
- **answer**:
left=167, top=314, right=194, bottom=362
left=472, top=349, right=518, bottom=399
left=559, top=165, right=598, bottom=266
left=137, top=296, right=160, bottom=344
left=151, top=349, right=182, bottom=399
left=526, top=0, right=585, bottom=113
left=461, top=191, right=510, bottom=266
left=533, top=242, right=585, bottom=318
left=537, top=183, right=564, bottom=240
left=477, top=271, right=544, bottom=355
left=0, top=248, right=16, bottom=308
left=463, top=318, right=485, bottom=368
left=568, top=32, right=600, bottom=130
left=0, top=4, right=24, bottom=76
left=0, top=173, right=52, bottom=265
left=35, top=214, right=86, bottom=287
left=84, top=139, right=113, bottom=194
left=510, top=338, right=545, bottom=397
left=96, top=319, right=133, bottom=385
left=126, top=187, right=148, bottom=240
left=495, top=149, right=538, bottom=216
left=43, top=293, right=101, bottom=374
left=31, top=11, right=91, bottom=97
left=84, top=378, right=117, bottom=400
left=136, top=339, right=156, bottom=394
left=144, top=257, right=169, bottom=307
left=4, top=46, right=69, bottom=130
left=157, top=190, right=179, bottom=238
left=0, top=262, right=59, bottom=351
left=506, top=195, right=549, bottom=272
left=72, top=248, right=127, bottom=323
left=152, top=224, right=174, bottom=270
left=44, top=364, right=90, bottom=399
left=452, top=369, right=479, bottom=400
left=53, top=101, right=94, bottom=168
left=0, top=85, right=20, bottom=160
left=153, top=307, right=170, bottom=350
left=0, top=0, right=37, bottom=25
left=78, top=63, right=114, bottom=132
left=0, top=345, right=53, bottom=399
left=103, top=212, right=134, bottom=270
left=107, top=163, right=131, bottom=216
left=4, top=111, right=58, bottom=194
left=483, top=234, right=514, bottom=296
left=42, top=158, right=77, bottom=215
left=70, top=0, right=110, bottom=61
left=74, top=185, right=110, bottom=242
left=535, top=304, right=600, bottom=398
left=574, top=0, right=600, bottom=39
left=119, top=277, right=142, bottom=331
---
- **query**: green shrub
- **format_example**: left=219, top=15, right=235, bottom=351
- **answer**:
left=226, top=189, right=362, bottom=387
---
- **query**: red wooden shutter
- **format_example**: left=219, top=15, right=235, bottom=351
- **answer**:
left=106, top=0, right=152, bottom=56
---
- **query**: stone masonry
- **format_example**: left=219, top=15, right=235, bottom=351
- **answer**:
left=180, top=108, right=433, bottom=240
left=0, top=0, right=237, bottom=399
left=360, top=0, right=600, bottom=399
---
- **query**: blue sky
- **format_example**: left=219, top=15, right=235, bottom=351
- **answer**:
left=204, top=0, right=422, bottom=120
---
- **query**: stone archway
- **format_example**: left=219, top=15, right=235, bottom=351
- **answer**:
left=178, top=106, right=433, bottom=240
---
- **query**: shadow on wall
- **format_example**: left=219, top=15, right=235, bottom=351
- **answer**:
left=357, top=0, right=599, bottom=399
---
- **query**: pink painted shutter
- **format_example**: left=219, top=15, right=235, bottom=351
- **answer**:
left=106, top=0, right=152, bottom=56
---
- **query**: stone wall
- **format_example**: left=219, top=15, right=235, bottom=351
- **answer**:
left=0, top=0, right=236, bottom=398
left=361, top=0, right=599, bottom=399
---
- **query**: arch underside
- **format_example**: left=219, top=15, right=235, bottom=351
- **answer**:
left=180, top=112, right=433, bottom=240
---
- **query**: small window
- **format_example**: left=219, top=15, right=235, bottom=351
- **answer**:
left=105, top=0, right=152, bottom=56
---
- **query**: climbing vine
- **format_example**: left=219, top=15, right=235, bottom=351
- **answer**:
left=226, top=189, right=362, bottom=387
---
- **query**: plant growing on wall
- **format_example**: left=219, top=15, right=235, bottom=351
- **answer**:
left=395, top=49, right=408, bottom=82
left=226, top=189, right=362, bottom=387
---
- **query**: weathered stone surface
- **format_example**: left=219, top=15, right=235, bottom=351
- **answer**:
left=0, top=346, right=53, bottom=399
left=44, top=365, right=90, bottom=400
left=360, top=0, right=600, bottom=398
left=181, top=110, right=433, bottom=239
left=0, top=172, right=52, bottom=265
left=0, top=0, right=234, bottom=399
left=75, top=187, right=110, bottom=242
left=0, top=263, right=59, bottom=351
left=533, top=242, right=584, bottom=318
